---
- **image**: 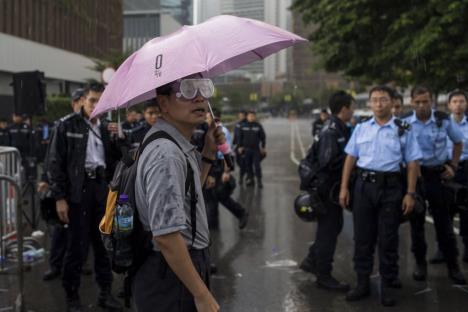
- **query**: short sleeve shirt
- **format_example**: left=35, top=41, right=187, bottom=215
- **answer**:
left=345, top=116, right=422, bottom=172
left=135, top=118, right=210, bottom=251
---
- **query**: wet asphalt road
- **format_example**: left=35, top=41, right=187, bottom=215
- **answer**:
left=2, top=117, right=468, bottom=311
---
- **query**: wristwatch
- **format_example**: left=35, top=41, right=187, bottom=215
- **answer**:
left=406, top=192, right=417, bottom=198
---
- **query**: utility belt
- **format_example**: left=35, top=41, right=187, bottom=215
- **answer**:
left=357, top=168, right=401, bottom=185
left=85, top=166, right=106, bottom=180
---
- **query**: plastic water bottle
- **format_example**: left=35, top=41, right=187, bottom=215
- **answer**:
left=113, top=194, right=133, bottom=267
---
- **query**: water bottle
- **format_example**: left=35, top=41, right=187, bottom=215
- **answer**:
left=113, top=194, right=133, bottom=267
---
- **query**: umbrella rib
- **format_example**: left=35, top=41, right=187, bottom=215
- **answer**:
left=252, top=50, right=264, bottom=60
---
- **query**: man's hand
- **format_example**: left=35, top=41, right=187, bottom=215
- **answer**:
left=260, top=148, right=267, bottom=158
left=339, top=188, right=350, bottom=209
left=194, top=290, right=220, bottom=312
left=205, top=176, right=216, bottom=189
left=37, top=181, right=49, bottom=193
left=238, top=147, right=244, bottom=155
left=56, top=199, right=69, bottom=224
left=441, top=164, right=455, bottom=180
left=202, top=122, right=225, bottom=159
left=402, top=194, right=415, bottom=216
left=221, top=173, right=230, bottom=183
left=107, top=122, right=119, bottom=135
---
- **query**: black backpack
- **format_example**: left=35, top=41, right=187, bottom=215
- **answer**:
left=100, top=130, right=197, bottom=307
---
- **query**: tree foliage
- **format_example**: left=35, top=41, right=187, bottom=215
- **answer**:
left=292, top=0, right=468, bottom=92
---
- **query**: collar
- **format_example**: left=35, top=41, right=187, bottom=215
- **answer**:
left=152, top=118, right=196, bottom=154
left=451, top=114, right=467, bottom=125
left=409, top=110, right=436, bottom=124
left=369, top=116, right=396, bottom=128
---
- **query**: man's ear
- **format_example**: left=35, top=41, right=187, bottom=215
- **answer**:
left=157, top=95, right=169, bottom=113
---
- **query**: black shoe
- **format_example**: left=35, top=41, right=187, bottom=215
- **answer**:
left=429, top=250, right=445, bottom=264
left=448, top=265, right=467, bottom=285
left=42, top=268, right=61, bottom=281
left=380, top=283, right=397, bottom=307
left=386, top=278, right=402, bottom=289
left=98, top=290, right=123, bottom=311
left=238, top=211, right=249, bottom=229
left=346, top=275, right=370, bottom=302
left=316, top=274, right=350, bottom=292
left=413, top=263, right=427, bottom=281
left=299, top=256, right=316, bottom=274
left=66, top=294, right=83, bottom=312
left=246, top=177, right=255, bottom=186
left=210, top=263, right=218, bottom=275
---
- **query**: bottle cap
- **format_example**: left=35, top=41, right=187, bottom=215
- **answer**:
left=119, top=194, right=129, bottom=202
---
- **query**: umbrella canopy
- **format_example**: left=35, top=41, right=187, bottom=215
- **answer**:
left=92, top=15, right=307, bottom=118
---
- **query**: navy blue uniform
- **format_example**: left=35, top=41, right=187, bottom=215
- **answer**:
left=238, top=121, right=266, bottom=184
left=345, top=117, right=421, bottom=282
left=0, top=128, right=9, bottom=146
left=7, top=122, right=32, bottom=157
left=305, top=116, right=350, bottom=276
left=404, top=111, right=463, bottom=267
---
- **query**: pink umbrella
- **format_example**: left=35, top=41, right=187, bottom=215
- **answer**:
left=91, top=15, right=307, bottom=118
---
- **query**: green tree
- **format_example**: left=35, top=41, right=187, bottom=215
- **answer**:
left=292, top=0, right=468, bottom=93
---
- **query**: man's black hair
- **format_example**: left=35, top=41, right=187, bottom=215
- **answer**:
left=411, top=85, right=432, bottom=99
left=0, top=117, right=8, bottom=123
left=368, top=85, right=395, bottom=99
left=247, top=110, right=256, bottom=115
left=448, top=89, right=468, bottom=103
left=144, top=99, right=159, bottom=111
left=328, top=91, right=354, bottom=115
left=392, top=92, right=404, bottom=103
left=82, top=83, right=105, bottom=96
left=320, top=108, right=329, bottom=114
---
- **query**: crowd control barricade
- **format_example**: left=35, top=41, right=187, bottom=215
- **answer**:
left=0, top=146, right=25, bottom=311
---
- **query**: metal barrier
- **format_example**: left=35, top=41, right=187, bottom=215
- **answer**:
left=0, top=147, right=25, bottom=311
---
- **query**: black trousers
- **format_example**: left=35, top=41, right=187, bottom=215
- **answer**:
left=133, top=248, right=210, bottom=312
left=451, top=163, right=468, bottom=250
left=49, top=224, right=67, bottom=271
left=236, top=150, right=246, bottom=177
left=244, top=148, right=262, bottom=180
left=412, top=172, right=459, bottom=266
left=204, top=187, right=246, bottom=229
left=306, top=199, right=343, bottom=276
left=352, top=177, right=402, bottom=281
left=62, top=177, right=113, bottom=295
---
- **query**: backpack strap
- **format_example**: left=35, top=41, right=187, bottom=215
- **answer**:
left=138, top=130, right=198, bottom=246
left=394, top=118, right=411, bottom=137
left=434, top=111, right=449, bottom=128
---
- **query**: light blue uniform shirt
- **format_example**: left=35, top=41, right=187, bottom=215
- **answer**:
left=345, top=116, right=422, bottom=172
left=447, top=115, right=468, bottom=161
left=403, top=111, right=463, bottom=166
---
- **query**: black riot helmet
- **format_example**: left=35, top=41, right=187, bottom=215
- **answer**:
left=294, top=192, right=326, bottom=222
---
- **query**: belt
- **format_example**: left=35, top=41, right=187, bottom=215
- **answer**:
left=85, top=166, right=106, bottom=180
left=420, top=165, right=445, bottom=177
left=357, top=168, right=401, bottom=184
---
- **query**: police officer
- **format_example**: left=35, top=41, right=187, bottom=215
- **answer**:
left=446, top=90, right=468, bottom=264
left=128, top=100, right=159, bottom=148
left=312, top=108, right=330, bottom=142
left=7, top=113, right=32, bottom=157
left=121, top=108, right=138, bottom=137
left=340, top=85, right=421, bottom=306
left=403, top=86, right=466, bottom=284
left=0, top=118, right=9, bottom=146
left=238, top=110, right=266, bottom=188
left=299, top=91, right=354, bottom=291
left=48, top=83, right=122, bottom=312
left=233, top=111, right=247, bottom=184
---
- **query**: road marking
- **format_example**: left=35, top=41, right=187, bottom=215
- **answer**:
left=290, top=122, right=300, bottom=165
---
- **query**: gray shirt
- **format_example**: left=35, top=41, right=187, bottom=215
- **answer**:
left=135, top=118, right=210, bottom=251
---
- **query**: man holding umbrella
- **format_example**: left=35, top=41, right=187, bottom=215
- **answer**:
left=133, top=76, right=223, bottom=311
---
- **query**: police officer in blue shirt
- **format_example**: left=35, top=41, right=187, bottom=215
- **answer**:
left=340, top=85, right=421, bottom=307
left=444, top=90, right=468, bottom=264
left=403, top=86, right=466, bottom=285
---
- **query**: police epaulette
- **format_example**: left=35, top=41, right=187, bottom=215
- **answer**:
left=59, top=112, right=78, bottom=122
left=394, top=118, right=411, bottom=137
